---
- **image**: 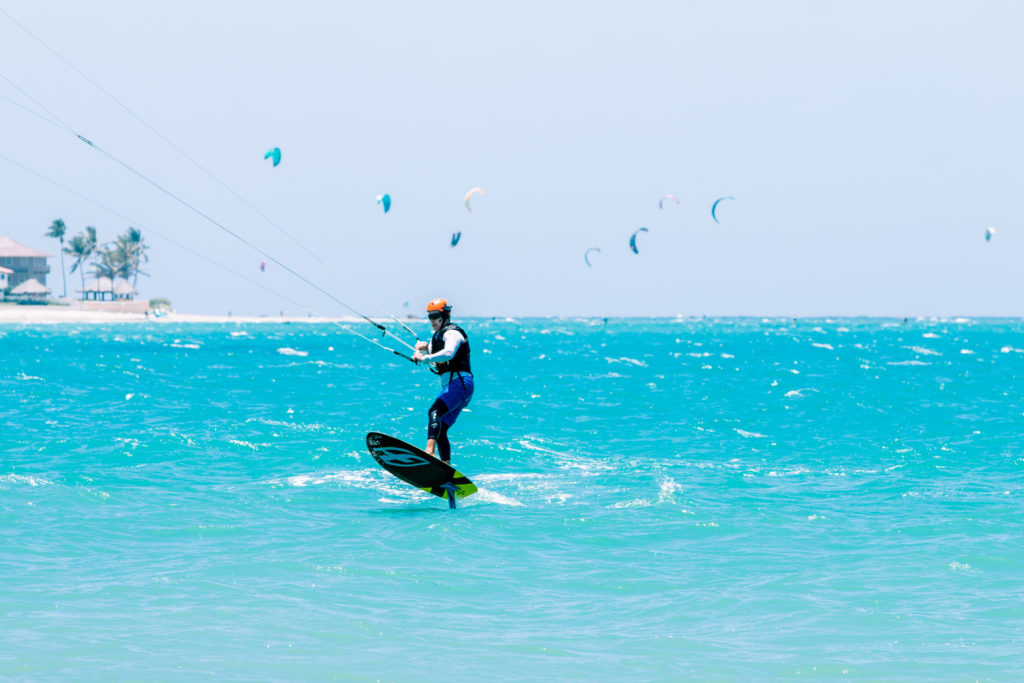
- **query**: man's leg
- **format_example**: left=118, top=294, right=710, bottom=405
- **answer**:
left=425, top=398, right=448, bottom=457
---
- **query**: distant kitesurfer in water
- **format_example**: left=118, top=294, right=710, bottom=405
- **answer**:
left=411, top=298, right=474, bottom=463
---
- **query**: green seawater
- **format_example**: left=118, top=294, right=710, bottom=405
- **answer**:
left=2, top=318, right=1022, bottom=680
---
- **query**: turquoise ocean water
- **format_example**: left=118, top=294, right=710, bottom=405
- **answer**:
left=2, top=317, right=1022, bottom=680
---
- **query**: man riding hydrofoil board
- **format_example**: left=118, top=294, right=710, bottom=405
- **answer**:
left=411, top=298, right=474, bottom=464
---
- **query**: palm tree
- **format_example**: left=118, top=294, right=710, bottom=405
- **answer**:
left=126, top=227, right=149, bottom=287
left=44, top=218, right=68, bottom=298
left=65, top=227, right=97, bottom=299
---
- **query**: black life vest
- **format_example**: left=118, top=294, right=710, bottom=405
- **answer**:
left=430, top=321, right=472, bottom=376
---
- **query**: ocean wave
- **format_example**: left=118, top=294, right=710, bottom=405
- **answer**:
left=472, top=488, right=525, bottom=506
left=611, top=476, right=688, bottom=508
left=0, top=473, right=53, bottom=487
left=247, top=418, right=333, bottom=433
left=905, top=345, right=942, bottom=356
left=606, top=356, right=648, bottom=367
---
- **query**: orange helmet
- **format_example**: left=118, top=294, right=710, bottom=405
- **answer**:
left=426, top=298, right=452, bottom=316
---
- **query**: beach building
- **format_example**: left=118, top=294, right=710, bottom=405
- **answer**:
left=9, top=277, right=51, bottom=303
left=78, top=277, right=139, bottom=301
left=0, top=237, right=53, bottom=290
left=0, top=265, right=11, bottom=292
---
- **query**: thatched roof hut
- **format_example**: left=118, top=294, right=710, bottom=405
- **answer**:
left=10, top=277, right=51, bottom=301
left=78, top=277, right=137, bottom=301
left=113, top=280, right=138, bottom=298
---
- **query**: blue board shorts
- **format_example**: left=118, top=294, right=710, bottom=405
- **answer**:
left=437, top=374, right=474, bottom=426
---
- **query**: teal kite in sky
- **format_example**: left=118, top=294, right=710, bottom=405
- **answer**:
left=377, top=194, right=391, bottom=213
left=711, top=196, right=733, bottom=223
left=629, top=227, right=649, bottom=254
left=584, top=247, right=601, bottom=267
left=264, top=147, right=281, bottom=166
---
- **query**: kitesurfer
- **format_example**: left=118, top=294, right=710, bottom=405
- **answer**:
left=412, top=298, right=474, bottom=463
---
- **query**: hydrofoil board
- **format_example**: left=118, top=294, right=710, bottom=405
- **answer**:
left=366, top=432, right=476, bottom=508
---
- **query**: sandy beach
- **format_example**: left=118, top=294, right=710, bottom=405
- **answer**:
left=0, top=304, right=363, bottom=325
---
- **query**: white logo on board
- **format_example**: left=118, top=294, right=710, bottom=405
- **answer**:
left=376, top=446, right=430, bottom=467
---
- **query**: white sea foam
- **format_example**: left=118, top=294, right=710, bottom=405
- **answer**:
left=472, top=488, right=525, bottom=506
left=278, top=468, right=380, bottom=489
left=735, top=428, right=768, bottom=438
left=888, top=360, right=930, bottom=366
left=612, top=476, right=685, bottom=508
left=905, top=346, right=942, bottom=356
left=811, top=342, right=834, bottom=350
left=0, top=474, right=52, bottom=487
left=553, top=455, right=614, bottom=475
left=247, top=418, right=332, bottom=433
left=949, top=562, right=976, bottom=573
left=959, top=349, right=975, bottom=355
left=277, top=347, right=308, bottom=357
left=606, top=356, right=648, bottom=367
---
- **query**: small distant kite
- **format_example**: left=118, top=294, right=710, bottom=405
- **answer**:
left=260, top=261, right=266, bottom=272
left=711, top=196, right=734, bottom=223
left=451, top=231, right=462, bottom=248
left=264, top=147, right=281, bottom=167
left=659, top=194, right=679, bottom=210
left=464, top=187, right=486, bottom=212
left=376, top=194, right=391, bottom=214
left=629, top=227, right=649, bottom=254
left=584, top=247, right=601, bottom=267
left=986, top=227, right=996, bottom=242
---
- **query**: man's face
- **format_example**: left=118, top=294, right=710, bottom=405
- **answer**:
left=429, top=313, right=444, bottom=332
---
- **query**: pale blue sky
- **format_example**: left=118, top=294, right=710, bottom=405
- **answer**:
left=2, top=1, right=1021, bottom=316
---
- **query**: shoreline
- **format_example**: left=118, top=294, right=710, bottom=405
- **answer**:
left=0, top=305, right=372, bottom=325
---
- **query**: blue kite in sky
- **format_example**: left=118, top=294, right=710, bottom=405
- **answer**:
left=711, top=196, right=734, bottom=223
left=629, top=227, right=649, bottom=254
